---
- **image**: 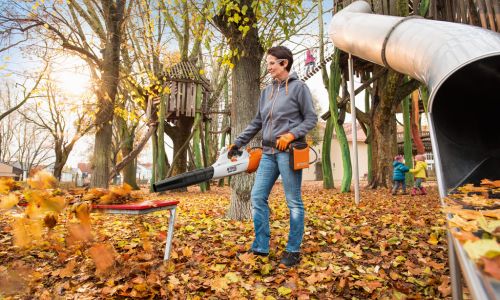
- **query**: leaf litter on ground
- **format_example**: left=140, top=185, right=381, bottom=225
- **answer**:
left=0, top=176, right=451, bottom=299
left=444, top=179, right=500, bottom=281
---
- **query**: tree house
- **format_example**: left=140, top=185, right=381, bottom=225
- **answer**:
left=159, top=61, right=212, bottom=122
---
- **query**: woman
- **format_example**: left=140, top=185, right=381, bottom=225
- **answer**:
left=228, top=46, right=318, bottom=267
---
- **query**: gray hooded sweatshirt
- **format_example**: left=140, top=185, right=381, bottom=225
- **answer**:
left=234, top=72, right=318, bottom=154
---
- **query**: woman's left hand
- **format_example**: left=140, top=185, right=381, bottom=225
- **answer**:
left=276, top=133, right=295, bottom=151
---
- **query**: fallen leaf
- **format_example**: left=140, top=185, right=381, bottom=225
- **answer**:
left=438, top=275, right=451, bottom=297
left=224, top=272, right=240, bottom=283
left=452, top=230, right=480, bottom=244
left=182, top=246, right=193, bottom=257
left=389, top=271, right=400, bottom=280
left=260, top=263, right=272, bottom=275
left=211, top=276, right=229, bottom=292
left=210, top=264, right=226, bottom=272
left=238, top=252, right=256, bottom=266
left=481, top=256, right=500, bottom=280
left=427, top=233, right=439, bottom=245
left=59, top=259, right=76, bottom=278
left=277, top=286, right=292, bottom=296
left=463, top=239, right=500, bottom=261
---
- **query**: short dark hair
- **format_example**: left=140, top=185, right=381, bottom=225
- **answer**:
left=267, top=46, right=293, bottom=72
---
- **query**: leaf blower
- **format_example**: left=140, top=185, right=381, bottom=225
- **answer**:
left=152, top=146, right=262, bottom=192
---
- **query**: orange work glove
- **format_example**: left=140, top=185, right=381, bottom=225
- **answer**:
left=276, top=133, right=295, bottom=151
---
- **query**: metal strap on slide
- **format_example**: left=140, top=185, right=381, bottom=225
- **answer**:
left=381, top=15, right=424, bottom=70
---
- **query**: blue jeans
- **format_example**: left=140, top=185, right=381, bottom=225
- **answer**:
left=250, top=153, right=304, bottom=253
left=392, top=179, right=406, bottom=194
left=414, top=178, right=424, bottom=188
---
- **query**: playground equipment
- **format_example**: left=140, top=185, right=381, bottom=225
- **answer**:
left=329, top=1, right=500, bottom=299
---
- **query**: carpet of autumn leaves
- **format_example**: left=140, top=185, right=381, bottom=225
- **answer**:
left=0, top=178, right=452, bottom=299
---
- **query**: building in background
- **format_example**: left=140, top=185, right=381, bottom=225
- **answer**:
left=303, top=122, right=369, bottom=182
left=0, top=162, right=23, bottom=180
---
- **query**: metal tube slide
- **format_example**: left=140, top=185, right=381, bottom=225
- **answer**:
left=329, top=1, right=500, bottom=194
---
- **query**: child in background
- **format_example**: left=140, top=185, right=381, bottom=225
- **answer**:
left=409, top=154, right=428, bottom=195
left=392, top=155, right=409, bottom=195
left=304, top=48, right=316, bottom=74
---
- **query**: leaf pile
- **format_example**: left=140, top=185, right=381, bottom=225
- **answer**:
left=444, top=179, right=500, bottom=281
left=73, top=183, right=135, bottom=205
left=0, top=181, right=451, bottom=298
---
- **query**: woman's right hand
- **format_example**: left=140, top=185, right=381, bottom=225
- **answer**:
left=227, top=144, right=242, bottom=158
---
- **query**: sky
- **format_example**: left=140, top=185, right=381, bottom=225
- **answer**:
left=1, top=1, right=422, bottom=170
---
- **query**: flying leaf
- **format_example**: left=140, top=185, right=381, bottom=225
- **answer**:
left=88, top=243, right=117, bottom=276
left=66, top=223, right=92, bottom=245
left=43, top=212, right=58, bottom=230
left=0, top=178, right=18, bottom=194
left=0, top=194, right=18, bottom=209
left=12, top=217, right=42, bottom=248
left=27, top=171, right=57, bottom=189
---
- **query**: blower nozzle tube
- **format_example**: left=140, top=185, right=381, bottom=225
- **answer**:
left=152, top=167, right=215, bottom=192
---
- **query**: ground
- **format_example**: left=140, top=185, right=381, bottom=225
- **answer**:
left=0, top=181, right=452, bottom=299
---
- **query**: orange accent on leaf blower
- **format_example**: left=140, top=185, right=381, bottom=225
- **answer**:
left=246, top=147, right=263, bottom=173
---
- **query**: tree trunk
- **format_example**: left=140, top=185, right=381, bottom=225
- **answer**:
left=203, top=116, right=211, bottom=191
left=170, top=116, right=194, bottom=177
left=193, top=84, right=207, bottom=191
left=364, top=78, right=373, bottom=182
left=91, top=1, right=125, bottom=188
left=411, top=90, right=425, bottom=154
left=335, top=73, right=352, bottom=193
left=226, top=53, right=262, bottom=220
left=218, top=83, right=229, bottom=187
left=122, top=140, right=139, bottom=189
left=157, top=94, right=167, bottom=181
left=53, top=153, right=67, bottom=180
left=319, top=0, right=334, bottom=189
left=403, top=93, right=414, bottom=187
left=214, top=0, right=264, bottom=220
left=92, top=124, right=113, bottom=187
left=369, top=70, right=402, bottom=188
left=150, top=131, right=158, bottom=192
left=322, top=119, right=334, bottom=189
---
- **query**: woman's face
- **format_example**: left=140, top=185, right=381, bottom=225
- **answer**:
left=266, top=54, right=288, bottom=80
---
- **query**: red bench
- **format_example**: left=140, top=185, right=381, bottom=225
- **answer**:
left=92, top=200, right=179, bottom=261
left=19, top=199, right=179, bottom=261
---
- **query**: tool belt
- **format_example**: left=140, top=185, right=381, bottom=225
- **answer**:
left=262, top=138, right=310, bottom=170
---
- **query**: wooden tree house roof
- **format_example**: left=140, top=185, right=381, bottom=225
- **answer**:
left=160, top=61, right=212, bottom=92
